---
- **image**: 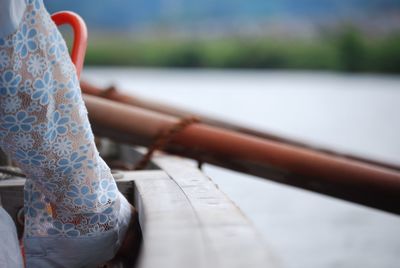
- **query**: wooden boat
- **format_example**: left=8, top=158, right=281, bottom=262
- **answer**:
left=0, top=142, right=277, bottom=268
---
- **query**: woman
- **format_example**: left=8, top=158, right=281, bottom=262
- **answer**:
left=0, top=0, right=140, bottom=267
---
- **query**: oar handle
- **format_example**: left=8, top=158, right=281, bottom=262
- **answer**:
left=51, top=11, right=88, bottom=79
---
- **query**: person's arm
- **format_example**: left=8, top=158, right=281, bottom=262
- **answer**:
left=0, top=1, right=139, bottom=266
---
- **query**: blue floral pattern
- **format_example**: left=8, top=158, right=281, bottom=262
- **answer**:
left=47, top=221, right=80, bottom=237
left=32, top=70, right=55, bottom=105
left=0, top=70, right=21, bottom=96
left=14, top=23, right=37, bottom=58
left=52, top=136, right=72, bottom=156
left=0, top=0, right=122, bottom=239
left=48, top=28, right=66, bottom=59
left=0, top=50, right=10, bottom=69
left=1, top=95, right=21, bottom=113
left=1, top=111, right=37, bottom=132
left=15, top=149, right=45, bottom=166
left=24, top=189, right=46, bottom=218
left=27, top=54, right=46, bottom=76
left=56, top=152, right=86, bottom=175
left=45, top=110, right=69, bottom=141
left=67, top=185, right=97, bottom=208
left=14, top=133, right=34, bottom=150
left=98, top=180, right=118, bottom=205
left=89, top=207, right=113, bottom=225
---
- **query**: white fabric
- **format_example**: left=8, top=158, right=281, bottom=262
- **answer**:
left=0, top=0, right=26, bottom=38
left=0, top=207, right=24, bottom=268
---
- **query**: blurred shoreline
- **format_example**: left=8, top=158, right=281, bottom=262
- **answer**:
left=80, top=30, right=400, bottom=73
left=48, top=0, right=400, bottom=74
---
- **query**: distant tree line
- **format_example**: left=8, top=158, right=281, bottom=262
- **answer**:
left=83, top=28, right=400, bottom=73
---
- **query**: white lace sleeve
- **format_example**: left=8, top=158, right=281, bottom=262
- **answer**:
left=0, top=0, right=127, bottom=240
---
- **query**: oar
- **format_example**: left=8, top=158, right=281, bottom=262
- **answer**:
left=84, top=94, right=400, bottom=215
left=80, top=80, right=400, bottom=172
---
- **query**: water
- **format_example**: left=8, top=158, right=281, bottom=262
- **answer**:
left=83, top=68, right=400, bottom=268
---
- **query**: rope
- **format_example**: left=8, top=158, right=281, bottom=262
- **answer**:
left=99, top=85, right=117, bottom=98
left=133, top=116, right=199, bottom=170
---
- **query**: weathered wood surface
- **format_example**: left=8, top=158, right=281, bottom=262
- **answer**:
left=132, top=155, right=277, bottom=268
left=0, top=156, right=276, bottom=268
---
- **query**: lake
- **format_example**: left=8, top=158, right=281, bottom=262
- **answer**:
left=83, top=68, right=400, bottom=268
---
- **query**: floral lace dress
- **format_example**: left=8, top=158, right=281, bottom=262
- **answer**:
left=0, top=0, right=131, bottom=267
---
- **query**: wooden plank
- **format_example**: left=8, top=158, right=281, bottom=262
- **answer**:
left=153, top=155, right=278, bottom=268
left=0, top=178, right=25, bottom=187
left=130, top=170, right=209, bottom=268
